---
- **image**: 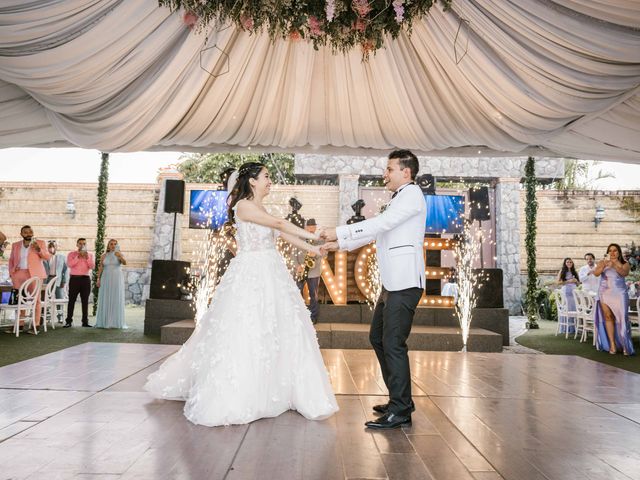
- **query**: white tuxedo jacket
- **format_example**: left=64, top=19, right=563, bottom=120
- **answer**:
left=336, top=183, right=426, bottom=292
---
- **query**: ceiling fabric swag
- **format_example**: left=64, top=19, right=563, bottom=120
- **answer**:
left=0, top=0, right=638, bottom=162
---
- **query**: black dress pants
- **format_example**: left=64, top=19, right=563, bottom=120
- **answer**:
left=369, top=286, right=423, bottom=416
left=66, top=276, right=91, bottom=325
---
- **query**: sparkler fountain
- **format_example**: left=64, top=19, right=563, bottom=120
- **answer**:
left=454, top=218, right=482, bottom=351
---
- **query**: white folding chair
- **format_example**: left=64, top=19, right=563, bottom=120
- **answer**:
left=580, top=292, right=597, bottom=344
left=555, top=289, right=578, bottom=339
left=42, top=276, right=68, bottom=330
left=0, top=277, right=42, bottom=337
left=572, top=289, right=584, bottom=340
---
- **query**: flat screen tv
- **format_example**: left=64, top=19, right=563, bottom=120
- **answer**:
left=425, top=194, right=465, bottom=234
left=189, top=190, right=229, bottom=230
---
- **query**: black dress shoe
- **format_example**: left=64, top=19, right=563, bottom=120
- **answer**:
left=373, top=403, right=389, bottom=414
left=63, top=323, right=72, bottom=328
left=365, top=413, right=411, bottom=430
left=82, top=323, right=92, bottom=328
left=372, top=402, right=415, bottom=415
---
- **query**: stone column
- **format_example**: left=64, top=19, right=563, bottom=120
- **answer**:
left=150, top=170, right=184, bottom=262
left=494, top=178, right=522, bottom=314
left=338, top=174, right=360, bottom=225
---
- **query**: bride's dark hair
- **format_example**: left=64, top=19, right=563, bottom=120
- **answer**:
left=227, top=162, right=266, bottom=223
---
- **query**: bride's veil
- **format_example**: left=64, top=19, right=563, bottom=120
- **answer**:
left=226, top=170, right=239, bottom=206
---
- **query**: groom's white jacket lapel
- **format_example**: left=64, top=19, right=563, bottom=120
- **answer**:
left=336, top=183, right=426, bottom=292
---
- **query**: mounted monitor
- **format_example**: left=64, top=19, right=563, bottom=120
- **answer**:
left=425, top=194, right=465, bottom=234
left=189, top=190, right=229, bottom=230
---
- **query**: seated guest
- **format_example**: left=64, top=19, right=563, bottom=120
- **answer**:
left=578, top=253, right=600, bottom=295
left=8, top=226, right=50, bottom=332
left=557, top=258, right=579, bottom=334
left=44, top=241, right=68, bottom=322
left=64, top=238, right=95, bottom=328
left=594, top=243, right=634, bottom=356
left=95, top=239, right=127, bottom=329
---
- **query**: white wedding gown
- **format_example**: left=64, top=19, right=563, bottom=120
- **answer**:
left=144, top=212, right=338, bottom=426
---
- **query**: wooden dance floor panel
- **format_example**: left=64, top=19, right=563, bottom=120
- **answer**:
left=1, top=343, right=640, bottom=479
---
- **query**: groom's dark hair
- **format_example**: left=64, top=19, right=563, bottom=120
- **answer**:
left=389, top=149, right=419, bottom=180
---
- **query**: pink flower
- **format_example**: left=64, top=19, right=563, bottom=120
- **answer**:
left=353, top=0, right=371, bottom=18
left=308, top=16, right=323, bottom=36
left=354, top=18, right=366, bottom=33
left=361, top=39, right=375, bottom=58
left=182, top=11, right=199, bottom=29
left=289, top=30, right=302, bottom=42
left=240, top=14, right=254, bottom=30
left=393, top=0, right=405, bottom=23
left=325, top=0, right=336, bottom=22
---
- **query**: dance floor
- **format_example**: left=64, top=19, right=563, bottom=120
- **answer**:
left=1, top=343, right=640, bottom=479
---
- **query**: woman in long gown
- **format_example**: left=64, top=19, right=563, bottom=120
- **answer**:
left=594, top=243, right=634, bottom=355
left=94, top=239, right=127, bottom=329
left=145, top=162, right=338, bottom=426
left=557, top=257, right=579, bottom=334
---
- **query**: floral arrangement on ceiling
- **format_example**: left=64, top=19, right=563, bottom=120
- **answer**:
left=160, top=0, right=449, bottom=58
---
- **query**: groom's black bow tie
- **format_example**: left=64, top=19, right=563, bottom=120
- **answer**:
left=391, top=182, right=415, bottom=199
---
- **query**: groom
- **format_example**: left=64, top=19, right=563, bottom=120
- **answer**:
left=321, top=150, right=426, bottom=429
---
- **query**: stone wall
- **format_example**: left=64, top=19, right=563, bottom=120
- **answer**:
left=296, top=155, right=564, bottom=180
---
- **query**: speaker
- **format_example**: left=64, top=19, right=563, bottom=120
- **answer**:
left=472, top=268, right=503, bottom=308
left=150, top=260, right=191, bottom=300
left=164, top=179, right=185, bottom=214
left=469, top=186, right=490, bottom=221
left=417, top=174, right=436, bottom=195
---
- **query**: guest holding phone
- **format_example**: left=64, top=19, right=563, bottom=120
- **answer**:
left=94, top=239, right=127, bottom=329
left=594, top=243, right=634, bottom=355
left=64, top=238, right=95, bottom=328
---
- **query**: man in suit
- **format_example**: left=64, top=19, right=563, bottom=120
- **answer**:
left=8, top=225, right=50, bottom=330
left=321, top=150, right=426, bottom=429
left=44, top=240, right=68, bottom=322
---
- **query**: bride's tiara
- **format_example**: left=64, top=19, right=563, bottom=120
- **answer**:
left=238, top=163, right=263, bottom=177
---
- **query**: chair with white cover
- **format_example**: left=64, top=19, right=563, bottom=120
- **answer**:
left=0, top=277, right=42, bottom=337
left=42, top=276, right=67, bottom=330
left=554, top=289, right=578, bottom=339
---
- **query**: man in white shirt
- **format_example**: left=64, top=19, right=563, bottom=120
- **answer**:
left=321, top=150, right=426, bottom=429
left=579, top=253, right=600, bottom=295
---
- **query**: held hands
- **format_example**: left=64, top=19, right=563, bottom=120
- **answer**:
left=318, top=227, right=337, bottom=242
left=320, top=242, right=339, bottom=256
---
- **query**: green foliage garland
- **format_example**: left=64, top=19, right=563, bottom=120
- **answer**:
left=524, top=156, right=539, bottom=328
left=92, top=153, right=109, bottom=316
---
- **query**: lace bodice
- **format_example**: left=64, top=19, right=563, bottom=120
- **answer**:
left=234, top=211, right=278, bottom=254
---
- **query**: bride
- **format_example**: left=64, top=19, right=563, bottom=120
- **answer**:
left=144, top=162, right=338, bottom=426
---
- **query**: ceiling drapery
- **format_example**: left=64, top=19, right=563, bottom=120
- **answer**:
left=0, top=0, right=639, bottom=162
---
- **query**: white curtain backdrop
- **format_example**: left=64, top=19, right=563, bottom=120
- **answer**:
left=0, top=0, right=639, bottom=162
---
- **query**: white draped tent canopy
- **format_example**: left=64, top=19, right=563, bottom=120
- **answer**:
left=0, top=0, right=639, bottom=162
